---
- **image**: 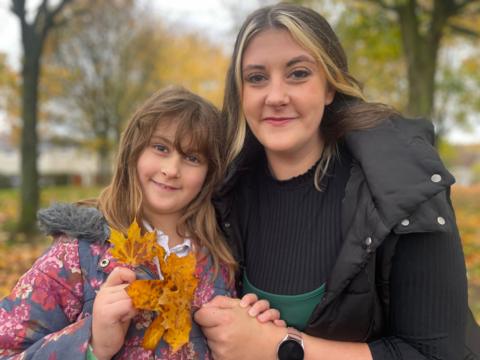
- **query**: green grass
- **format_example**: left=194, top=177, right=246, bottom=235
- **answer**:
left=0, top=185, right=103, bottom=240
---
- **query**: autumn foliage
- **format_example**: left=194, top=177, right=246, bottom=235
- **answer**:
left=108, top=220, right=198, bottom=352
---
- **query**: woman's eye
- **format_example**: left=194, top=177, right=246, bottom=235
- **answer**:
left=290, top=69, right=311, bottom=80
left=245, top=73, right=266, bottom=84
left=153, top=144, right=168, bottom=153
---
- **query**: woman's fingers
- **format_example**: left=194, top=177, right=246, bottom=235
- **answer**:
left=195, top=306, right=234, bottom=328
left=247, top=299, right=270, bottom=317
left=273, top=319, right=287, bottom=327
left=256, top=308, right=281, bottom=322
left=239, top=293, right=258, bottom=308
left=202, top=295, right=239, bottom=309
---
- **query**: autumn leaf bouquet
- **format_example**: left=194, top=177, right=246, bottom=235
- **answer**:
left=108, top=220, right=198, bottom=352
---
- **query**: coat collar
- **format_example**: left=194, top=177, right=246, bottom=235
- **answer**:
left=344, top=116, right=455, bottom=230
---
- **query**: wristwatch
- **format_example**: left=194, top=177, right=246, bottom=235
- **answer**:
left=277, top=327, right=304, bottom=360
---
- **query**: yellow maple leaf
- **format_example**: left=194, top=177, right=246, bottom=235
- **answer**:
left=143, top=314, right=165, bottom=350
left=125, top=247, right=198, bottom=352
left=108, top=219, right=159, bottom=266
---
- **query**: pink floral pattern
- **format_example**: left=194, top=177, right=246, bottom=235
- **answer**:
left=0, top=230, right=234, bottom=360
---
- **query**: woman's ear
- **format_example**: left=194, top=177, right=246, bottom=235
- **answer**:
left=325, top=85, right=335, bottom=106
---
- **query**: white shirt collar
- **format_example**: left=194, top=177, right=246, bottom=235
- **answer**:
left=143, top=221, right=193, bottom=279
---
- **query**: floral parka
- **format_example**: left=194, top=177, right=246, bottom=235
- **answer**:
left=0, top=204, right=235, bottom=359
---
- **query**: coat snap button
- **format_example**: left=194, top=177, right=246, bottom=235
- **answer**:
left=100, top=259, right=110, bottom=268
left=401, top=219, right=410, bottom=226
left=431, top=174, right=442, bottom=183
left=437, top=216, right=446, bottom=225
left=224, top=222, right=231, bottom=228
left=365, top=237, right=372, bottom=246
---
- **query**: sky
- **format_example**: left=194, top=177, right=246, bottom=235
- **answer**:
left=0, top=0, right=479, bottom=144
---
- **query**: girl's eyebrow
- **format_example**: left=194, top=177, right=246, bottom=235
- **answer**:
left=150, top=135, right=173, bottom=144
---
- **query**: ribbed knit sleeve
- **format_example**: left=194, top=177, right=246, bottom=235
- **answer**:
left=368, top=229, right=468, bottom=359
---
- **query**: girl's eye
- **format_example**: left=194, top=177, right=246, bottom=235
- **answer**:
left=185, top=154, right=201, bottom=164
left=153, top=144, right=168, bottom=153
left=245, top=73, right=267, bottom=84
left=290, top=69, right=311, bottom=80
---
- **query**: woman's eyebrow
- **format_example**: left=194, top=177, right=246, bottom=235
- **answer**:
left=286, top=55, right=316, bottom=67
left=243, top=55, right=316, bottom=72
left=243, top=64, right=266, bottom=72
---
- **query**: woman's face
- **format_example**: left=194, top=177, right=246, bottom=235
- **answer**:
left=241, top=28, right=334, bottom=159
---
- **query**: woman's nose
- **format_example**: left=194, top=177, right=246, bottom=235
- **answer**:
left=265, top=78, right=289, bottom=107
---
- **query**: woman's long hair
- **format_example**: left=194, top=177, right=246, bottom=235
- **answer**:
left=97, top=86, right=236, bottom=282
left=224, top=3, right=397, bottom=188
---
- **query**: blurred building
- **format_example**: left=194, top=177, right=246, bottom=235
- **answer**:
left=0, top=141, right=98, bottom=188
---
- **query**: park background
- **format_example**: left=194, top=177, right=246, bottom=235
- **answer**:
left=0, top=0, right=479, bottom=322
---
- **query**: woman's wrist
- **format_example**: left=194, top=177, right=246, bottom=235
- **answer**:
left=266, top=324, right=289, bottom=359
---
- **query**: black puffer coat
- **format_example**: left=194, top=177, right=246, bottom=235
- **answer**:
left=214, top=116, right=479, bottom=359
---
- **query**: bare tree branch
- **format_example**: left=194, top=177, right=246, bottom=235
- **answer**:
left=448, top=23, right=480, bottom=38
left=45, top=0, right=75, bottom=29
left=10, top=0, right=27, bottom=27
left=361, top=0, right=397, bottom=11
left=454, top=0, right=480, bottom=12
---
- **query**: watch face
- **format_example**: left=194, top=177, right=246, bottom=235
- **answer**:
left=278, top=339, right=304, bottom=360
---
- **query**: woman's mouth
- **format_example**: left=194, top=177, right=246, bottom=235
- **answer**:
left=263, top=117, right=296, bottom=126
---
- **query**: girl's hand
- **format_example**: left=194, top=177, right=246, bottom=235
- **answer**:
left=91, top=267, right=138, bottom=360
left=240, top=293, right=286, bottom=327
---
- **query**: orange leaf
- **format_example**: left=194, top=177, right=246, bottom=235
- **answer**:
left=125, top=247, right=199, bottom=352
left=143, top=314, right=165, bottom=350
left=108, top=219, right=159, bottom=266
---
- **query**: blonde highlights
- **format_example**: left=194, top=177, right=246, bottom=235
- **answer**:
left=98, top=86, right=236, bottom=282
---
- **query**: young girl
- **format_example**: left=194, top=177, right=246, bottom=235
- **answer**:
left=0, top=86, right=278, bottom=359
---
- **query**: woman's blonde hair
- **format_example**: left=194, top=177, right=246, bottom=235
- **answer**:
left=224, top=3, right=397, bottom=188
left=97, top=86, right=236, bottom=281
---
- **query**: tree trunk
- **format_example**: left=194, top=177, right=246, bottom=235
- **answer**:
left=97, top=139, right=111, bottom=186
left=17, top=39, right=41, bottom=234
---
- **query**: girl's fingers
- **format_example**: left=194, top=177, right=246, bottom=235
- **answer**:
left=120, top=308, right=139, bottom=322
left=103, top=267, right=136, bottom=287
left=248, top=299, right=270, bottom=317
left=239, top=293, right=258, bottom=308
left=102, top=298, right=136, bottom=322
left=99, top=288, right=133, bottom=305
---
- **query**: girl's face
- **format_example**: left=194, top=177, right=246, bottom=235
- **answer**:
left=241, top=28, right=335, bottom=160
left=137, top=120, right=208, bottom=228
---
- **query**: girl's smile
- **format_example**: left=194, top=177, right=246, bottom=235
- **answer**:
left=137, top=120, right=208, bottom=227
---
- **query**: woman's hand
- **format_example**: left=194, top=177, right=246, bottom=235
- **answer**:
left=239, top=293, right=286, bottom=327
left=91, top=267, right=138, bottom=360
left=195, top=296, right=286, bottom=360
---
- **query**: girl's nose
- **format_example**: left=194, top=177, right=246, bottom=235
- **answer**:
left=265, top=78, right=289, bottom=107
left=161, top=156, right=181, bottom=178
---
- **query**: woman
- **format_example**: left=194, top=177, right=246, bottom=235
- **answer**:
left=194, top=3, right=474, bottom=359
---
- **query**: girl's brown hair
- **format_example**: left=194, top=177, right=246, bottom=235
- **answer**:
left=224, top=3, right=397, bottom=188
left=98, top=86, right=236, bottom=281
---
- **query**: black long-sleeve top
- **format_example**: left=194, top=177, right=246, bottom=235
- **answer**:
left=238, top=147, right=467, bottom=359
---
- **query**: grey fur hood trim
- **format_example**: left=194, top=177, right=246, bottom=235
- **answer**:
left=37, top=203, right=109, bottom=243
